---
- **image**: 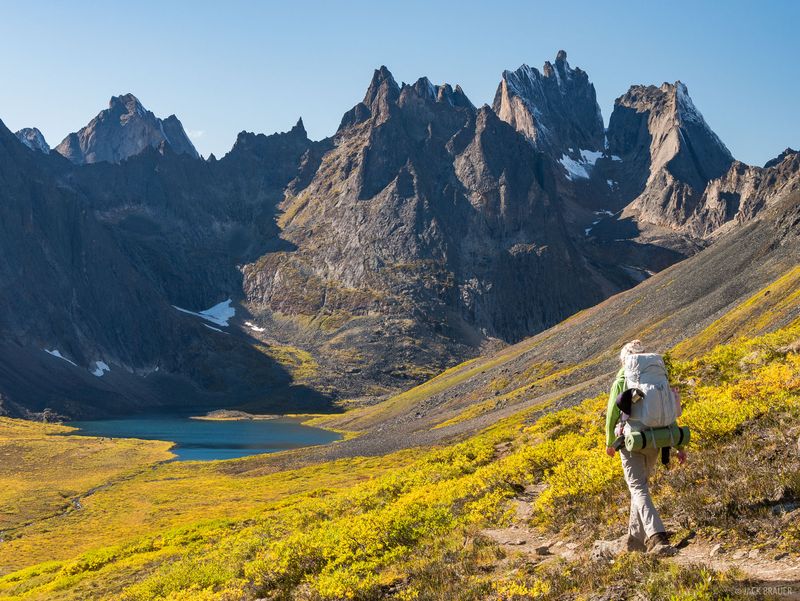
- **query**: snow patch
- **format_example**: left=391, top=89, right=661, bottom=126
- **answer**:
left=173, top=299, right=235, bottom=327
left=43, top=349, right=77, bottom=367
left=90, top=361, right=111, bottom=377
left=607, top=180, right=615, bottom=188
left=610, top=155, right=622, bottom=162
left=579, top=149, right=604, bottom=165
left=244, top=321, right=266, bottom=333
left=559, top=148, right=616, bottom=180
left=203, top=324, right=227, bottom=334
left=559, top=154, right=590, bottom=180
left=620, top=264, right=656, bottom=282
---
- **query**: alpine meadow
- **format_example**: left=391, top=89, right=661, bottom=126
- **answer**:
left=1, top=2, right=799, bottom=599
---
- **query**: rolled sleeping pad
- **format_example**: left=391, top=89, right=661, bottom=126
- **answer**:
left=625, top=424, right=691, bottom=451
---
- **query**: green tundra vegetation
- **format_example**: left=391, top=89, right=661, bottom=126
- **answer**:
left=1, top=315, right=799, bottom=598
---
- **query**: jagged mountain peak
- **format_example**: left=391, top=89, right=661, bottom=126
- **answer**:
left=15, top=127, right=50, bottom=154
left=493, top=50, right=604, bottom=155
left=403, top=77, right=475, bottom=109
left=339, top=67, right=476, bottom=132
left=764, top=147, right=798, bottom=168
left=292, top=117, right=306, bottom=136
left=54, top=93, right=199, bottom=165
left=608, top=80, right=734, bottom=231
left=619, top=81, right=721, bottom=130
left=109, top=92, right=147, bottom=113
left=410, top=76, right=437, bottom=100
left=364, top=65, right=400, bottom=106
left=227, top=118, right=311, bottom=163
left=610, top=80, right=733, bottom=168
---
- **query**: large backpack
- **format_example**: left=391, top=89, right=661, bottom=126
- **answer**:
left=623, top=353, right=677, bottom=428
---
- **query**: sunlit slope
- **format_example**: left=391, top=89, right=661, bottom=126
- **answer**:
left=2, top=321, right=798, bottom=600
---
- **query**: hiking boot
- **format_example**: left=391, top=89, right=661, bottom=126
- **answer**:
left=591, top=534, right=646, bottom=560
left=646, top=532, right=677, bottom=556
left=625, top=534, right=647, bottom=553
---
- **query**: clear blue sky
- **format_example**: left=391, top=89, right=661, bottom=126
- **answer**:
left=2, top=0, right=797, bottom=165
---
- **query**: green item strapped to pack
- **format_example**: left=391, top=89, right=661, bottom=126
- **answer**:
left=624, top=423, right=690, bottom=451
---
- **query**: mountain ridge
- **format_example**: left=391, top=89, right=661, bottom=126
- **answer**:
left=0, top=52, right=797, bottom=418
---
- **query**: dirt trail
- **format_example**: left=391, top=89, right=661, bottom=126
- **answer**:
left=672, top=541, right=800, bottom=592
left=481, top=493, right=800, bottom=596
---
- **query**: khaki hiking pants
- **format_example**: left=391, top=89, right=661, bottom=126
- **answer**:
left=620, top=447, right=665, bottom=542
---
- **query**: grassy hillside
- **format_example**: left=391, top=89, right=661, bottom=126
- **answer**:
left=1, top=312, right=798, bottom=598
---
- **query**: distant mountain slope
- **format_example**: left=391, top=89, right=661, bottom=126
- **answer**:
left=690, top=148, right=800, bottom=237
left=54, top=93, right=199, bottom=164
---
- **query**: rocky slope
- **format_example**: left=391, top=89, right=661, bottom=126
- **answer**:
left=14, top=127, right=50, bottom=153
left=54, top=93, right=199, bottom=164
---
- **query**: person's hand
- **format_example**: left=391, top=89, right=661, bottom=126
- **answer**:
left=606, top=446, right=616, bottom=458
left=676, top=449, right=687, bottom=465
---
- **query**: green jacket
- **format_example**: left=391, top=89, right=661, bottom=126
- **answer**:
left=605, top=367, right=626, bottom=447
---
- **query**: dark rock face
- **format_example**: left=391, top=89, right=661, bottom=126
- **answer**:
left=15, top=127, right=50, bottom=153
left=607, top=82, right=734, bottom=229
left=54, top=93, right=199, bottom=164
left=493, top=50, right=605, bottom=157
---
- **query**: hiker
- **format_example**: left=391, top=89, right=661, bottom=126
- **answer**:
left=604, top=340, right=687, bottom=556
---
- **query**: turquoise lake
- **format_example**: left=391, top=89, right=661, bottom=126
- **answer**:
left=65, top=414, right=340, bottom=461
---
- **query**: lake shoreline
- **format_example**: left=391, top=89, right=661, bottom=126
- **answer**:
left=190, top=409, right=280, bottom=421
